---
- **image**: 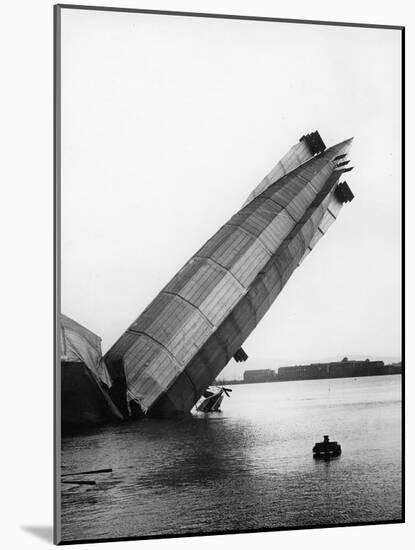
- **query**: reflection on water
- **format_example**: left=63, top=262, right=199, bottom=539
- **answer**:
left=60, top=375, right=402, bottom=541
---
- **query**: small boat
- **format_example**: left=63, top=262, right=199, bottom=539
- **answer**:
left=313, top=435, right=342, bottom=459
left=196, top=386, right=232, bottom=412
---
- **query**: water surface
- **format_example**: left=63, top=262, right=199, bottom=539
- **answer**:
left=61, top=375, right=402, bottom=541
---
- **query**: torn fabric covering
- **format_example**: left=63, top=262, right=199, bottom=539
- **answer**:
left=60, top=314, right=112, bottom=387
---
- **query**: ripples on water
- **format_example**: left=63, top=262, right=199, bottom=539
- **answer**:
left=60, top=375, right=402, bottom=541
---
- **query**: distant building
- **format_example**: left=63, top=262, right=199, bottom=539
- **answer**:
left=387, top=362, right=402, bottom=375
left=276, top=358, right=397, bottom=381
left=244, top=369, right=275, bottom=383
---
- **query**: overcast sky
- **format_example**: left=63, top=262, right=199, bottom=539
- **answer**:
left=60, top=8, right=402, bottom=379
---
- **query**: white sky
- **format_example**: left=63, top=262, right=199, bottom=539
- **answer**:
left=60, top=8, right=402, bottom=379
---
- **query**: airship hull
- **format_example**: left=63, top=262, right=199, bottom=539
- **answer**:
left=105, top=132, right=354, bottom=418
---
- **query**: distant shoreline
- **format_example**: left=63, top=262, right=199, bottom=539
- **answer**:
left=218, top=371, right=402, bottom=386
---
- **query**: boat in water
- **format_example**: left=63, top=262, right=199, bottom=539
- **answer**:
left=313, top=435, right=342, bottom=459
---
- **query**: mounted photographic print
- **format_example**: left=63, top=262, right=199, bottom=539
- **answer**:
left=54, top=4, right=404, bottom=545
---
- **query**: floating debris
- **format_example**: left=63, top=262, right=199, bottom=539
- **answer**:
left=196, top=387, right=232, bottom=412
left=61, top=468, right=112, bottom=477
left=61, top=480, right=96, bottom=486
